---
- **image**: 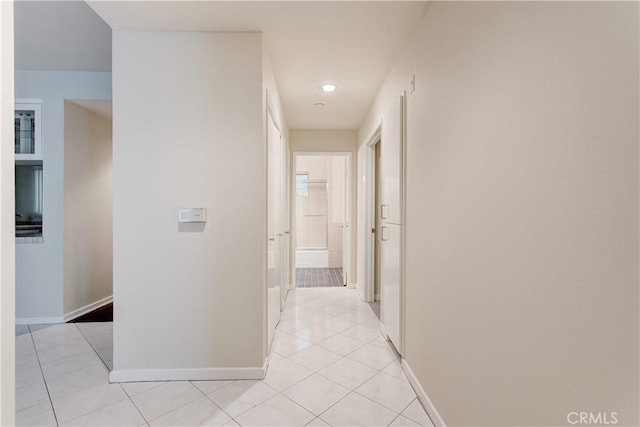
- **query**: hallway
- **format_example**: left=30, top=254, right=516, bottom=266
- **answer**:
left=15, top=288, right=433, bottom=426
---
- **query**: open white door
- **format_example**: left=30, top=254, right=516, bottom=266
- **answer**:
left=379, top=93, right=405, bottom=353
left=267, top=110, right=283, bottom=347
left=342, top=158, right=350, bottom=286
left=281, top=142, right=290, bottom=306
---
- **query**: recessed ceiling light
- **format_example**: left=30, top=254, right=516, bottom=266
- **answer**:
left=314, top=102, right=325, bottom=109
left=321, top=84, right=337, bottom=93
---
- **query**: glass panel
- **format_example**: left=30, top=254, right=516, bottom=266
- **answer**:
left=15, top=110, right=36, bottom=155
left=296, top=180, right=327, bottom=249
left=296, top=173, right=309, bottom=196
left=15, top=164, right=43, bottom=237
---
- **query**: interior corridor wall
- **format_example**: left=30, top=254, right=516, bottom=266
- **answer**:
left=358, top=2, right=639, bottom=426
left=0, top=0, right=15, bottom=423
left=63, top=101, right=112, bottom=317
left=112, top=31, right=265, bottom=378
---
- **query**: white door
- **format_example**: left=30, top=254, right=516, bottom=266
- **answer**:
left=342, top=158, right=350, bottom=286
left=267, top=112, right=282, bottom=347
left=281, top=143, right=290, bottom=305
left=380, top=94, right=405, bottom=352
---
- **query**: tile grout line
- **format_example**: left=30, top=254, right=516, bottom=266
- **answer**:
left=140, top=382, right=208, bottom=424
left=191, top=380, right=243, bottom=424
left=205, top=379, right=283, bottom=421
left=27, top=325, right=60, bottom=427
left=398, top=397, right=431, bottom=427
left=73, top=323, right=111, bottom=372
left=118, top=381, right=152, bottom=426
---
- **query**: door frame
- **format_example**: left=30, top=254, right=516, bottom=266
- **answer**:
left=363, top=125, right=381, bottom=303
left=363, top=93, right=407, bottom=355
left=291, top=151, right=353, bottom=289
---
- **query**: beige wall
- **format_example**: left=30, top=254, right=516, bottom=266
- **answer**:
left=359, top=2, right=639, bottom=426
left=63, top=101, right=112, bottom=316
left=112, top=31, right=265, bottom=378
left=291, top=130, right=357, bottom=284
left=0, top=0, right=15, bottom=424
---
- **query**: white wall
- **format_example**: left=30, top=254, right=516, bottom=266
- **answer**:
left=14, top=71, right=111, bottom=321
left=112, top=31, right=266, bottom=380
left=359, top=2, right=639, bottom=426
left=0, top=1, right=15, bottom=424
left=63, top=101, right=112, bottom=317
left=291, top=130, right=357, bottom=285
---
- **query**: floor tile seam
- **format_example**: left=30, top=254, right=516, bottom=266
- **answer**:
left=59, top=387, right=130, bottom=426
left=74, top=323, right=113, bottom=372
left=342, top=349, right=396, bottom=373
left=15, top=371, right=49, bottom=391
left=27, top=325, right=60, bottom=427
left=133, top=382, right=207, bottom=424
left=30, top=344, right=97, bottom=367
left=278, top=357, right=348, bottom=390
left=39, top=360, right=108, bottom=385
left=199, top=390, right=242, bottom=424
left=259, top=390, right=318, bottom=420
left=315, top=387, right=387, bottom=423
left=189, top=379, right=236, bottom=396
left=119, top=384, right=155, bottom=426
left=387, top=412, right=404, bottom=427
left=263, top=365, right=315, bottom=395
left=14, top=386, right=51, bottom=414
left=351, top=389, right=406, bottom=418
left=396, top=398, right=430, bottom=426
left=314, top=368, right=374, bottom=392
left=205, top=379, right=281, bottom=420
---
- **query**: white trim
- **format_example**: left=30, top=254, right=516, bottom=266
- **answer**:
left=363, top=125, right=382, bottom=303
left=110, top=360, right=268, bottom=383
left=15, top=316, right=63, bottom=325
left=16, top=295, right=114, bottom=325
left=63, top=295, right=113, bottom=322
left=399, top=91, right=408, bottom=356
left=401, top=358, right=446, bottom=427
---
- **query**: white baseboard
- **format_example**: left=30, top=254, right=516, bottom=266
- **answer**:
left=347, top=282, right=356, bottom=289
left=16, top=316, right=64, bottom=325
left=63, top=295, right=113, bottom=322
left=110, top=360, right=268, bottom=383
left=401, top=358, right=446, bottom=427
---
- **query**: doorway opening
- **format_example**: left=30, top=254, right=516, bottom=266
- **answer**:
left=293, top=153, right=351, bottom=288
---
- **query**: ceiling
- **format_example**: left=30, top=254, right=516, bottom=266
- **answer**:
left=15, top=1, right=427, bottom=130
left=14, top=1, right=112, bottom=72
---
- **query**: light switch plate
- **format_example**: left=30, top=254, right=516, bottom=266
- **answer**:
left=178, top=208, right=207, bottom=223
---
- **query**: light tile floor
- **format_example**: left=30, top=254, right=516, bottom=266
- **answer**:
left=15, top=288, right=434, bottom=427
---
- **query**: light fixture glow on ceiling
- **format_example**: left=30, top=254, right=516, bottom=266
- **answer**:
left=321, top=84, right=337, bottom=93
